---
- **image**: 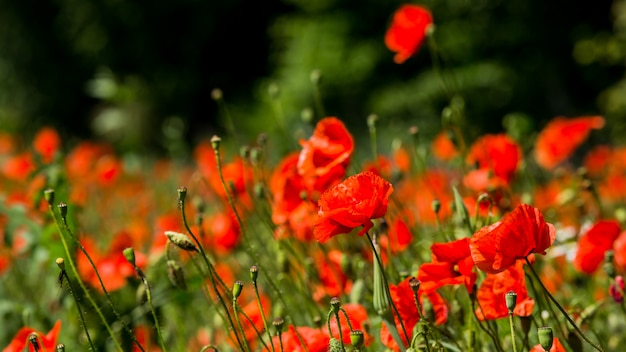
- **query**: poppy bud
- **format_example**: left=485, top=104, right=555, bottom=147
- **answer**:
left=367, top=114, right=378, bottom=129
left=267, top=83, right=279, bottom=99
left=250, top=147, right=262, bottom=165
left=28, top=333, right=40, bottom=351
left=177, top=186, right=187, bottom=203
left=249, top=265, right=258, bottom=284
left=57, top=202, right=68, bottom=220
left=538, top=327, right=553, bottom=351
left=609, top=275, right=625, bottom=304
left=164, top=231, right=198, bottom=252
left=273, top=317, right=284, bottom=333
left=232, top=280, right=244, bottom=300
left=44, top=188, right=55, bottom=206
left=210, top=88, right=223, bottom=101
left=310, top=69, right=322, bottom=85
left=432, top=199, right=441, bottom=215
left=55, top=258, right=65, bottom=271
left=505, top=291, right=517, bottom=314
left=350, top=329, right=364, bottom=348
left=56, top=344, right=65, bottom=352
left=210, top=135, right=221, bottom=151
left=372, top=243, right=392, bottom=319
left=167, top=260, right=187, bottom=290
left=123, top=247, right=136, bottom=266
left=330, top=297, right=341, bottom=314
left=301, top=108, right=314, bottom=123
left=329, top=338, right=342, bottom=352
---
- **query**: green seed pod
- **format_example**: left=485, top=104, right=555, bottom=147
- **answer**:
left=538, top=327, right=553, bottom=351
left=350, top=330, right=364, bottom=348
left=44, top=189, right=55, bottom=206
left=505, top=291, right=517, bottom=314
left=123, top=247, right=136, bottom=266
left=232, top=280, right=244, bottom=300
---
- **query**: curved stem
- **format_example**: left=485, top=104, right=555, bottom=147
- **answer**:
left=524, top=257, right=604, bottom=352
left=60, top=270, right=96, bottom=350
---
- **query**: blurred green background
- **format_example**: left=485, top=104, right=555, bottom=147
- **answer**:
left=1, top=0, right=624, bottom=154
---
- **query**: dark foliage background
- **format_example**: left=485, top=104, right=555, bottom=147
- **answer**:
left=1, top=0, right=624, bottom=153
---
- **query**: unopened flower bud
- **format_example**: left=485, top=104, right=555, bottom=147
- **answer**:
left=505, top=291, right=517, bottom=314
left=249, top=265, right=258, bottom=283
left=210, top=88, right=223, bottom=101
left=177, top=186, right=187, bottom=203
left=210, top=135, right=221, bottom=151
left=409, top=277, right=421, bottom=293
left=350, top=330, right=364, bottom=348
left=273, top=317, right=284, bottom=333
left=432, top=199, right=441, bottom=215
left=329, top=338, right=342, bottom=352
left=538, top=327, right=553, bottom=351
left=44, top=189, right=55, bottom=206
left=123, top=247, right=136, bottom=266
left=57, top=202, right=68, bottom=219
left=164, top=231, right=198, bottom=252
left=55, top=258, right=65, bottom=271
left=610, top=275, right=625, bottom=304
left=367, top=114, right=378, bottom=129
left=604, top=250, right=616, bottom=278
left=330, top=297, right=341, bottom=314
left=28, top=333, right=40, bottom=351
left=232, top=280, right=244, bottom=300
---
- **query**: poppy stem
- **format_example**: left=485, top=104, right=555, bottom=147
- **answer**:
left=57, top=206, right=146, bottom=352
left=232, top=299, right=251, bottom=352
left=47, top=203, right=124, bottom=352
left=508, top=313, right=518, bottom=352
left=524, top=257, right=604, bottom=352
left=57, top=265, right=96, bottom=351
left=135, top=267, right=168, bottom=352
left=365, top=232, right=411, bottom=349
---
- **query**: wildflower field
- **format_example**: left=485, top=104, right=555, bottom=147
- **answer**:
left=2, top=3, right=626, bottom=352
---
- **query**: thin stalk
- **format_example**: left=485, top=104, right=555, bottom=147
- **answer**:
left=59, top=269, right=96, bottom=350
left=253, top=280, right=275, bottom=352
left=233, top=300, right=251, bottom=352
left=508, top=313, right=518, bottom=352
left=365, top=232, right=410, bottom=345
left=138, top=270, right=167, bottom=352
left=59, top=213, right=145, bottom=352
left=48, top=205, right=123, bottom=352
left=524, top=257, right=604, bottom=352
left=410, top=288, right=431, bottom=352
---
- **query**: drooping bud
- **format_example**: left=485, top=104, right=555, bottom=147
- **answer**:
left=167, top=260, right=187, bottom=290
left=232, top=280, right=244, bottom=300
left=538, top=327, right=553, bottom=351
left=123, top=247, right=136, bottom=266
left=164, top=231, right=198, bottom=252
left=44, top=189, right=55, bottom=206
left=505, top=291, right=517, bottom=315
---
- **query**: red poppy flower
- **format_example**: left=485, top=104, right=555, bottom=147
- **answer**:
left=3, top=320, right=61, bottom=352
left=314, top=171, right=393, bottom=243
left=475, top=260, right=534, bottom=320
left=200, top=210, right=241, bottom=253
left=2, top=153, right=35, bottom=180
left=32, top=127, right=61, bottom=164
left=432, top=131, right=458, bottom=161
left=466, top=134, right=522, bottom=185
left=535, top=115, right=605, bottom=170
left=573, top=220, right=621, bottom=274
left=312, top=249, right=352, bottom=302
left=529, top=338, right=567, bottom=352
left=298, top=117, right=354, bottom=192
left=470, top=204, right=556, bottom=274
left=418, top=238, right=477, bottom=293
left=385, top=4, right=433, bottom=64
